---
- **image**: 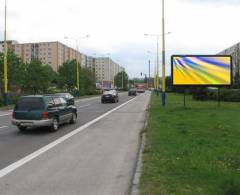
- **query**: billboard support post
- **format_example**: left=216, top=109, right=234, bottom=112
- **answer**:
left=183, top=88, right=186, bottom=108
left=218, top=87, right=221, bottom=107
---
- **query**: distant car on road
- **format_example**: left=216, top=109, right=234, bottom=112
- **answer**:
left=12, top=95, right=77, bottom=132
left=128, top=88, right=137, bottom=96
left=101, top=90, right=119, bottom=103
left=54, top=93, right=75, bottom=105
left=136, top=84, right=145, bottom=93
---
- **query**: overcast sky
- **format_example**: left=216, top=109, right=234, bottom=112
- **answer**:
left=0, top=0, right=240, bottom=78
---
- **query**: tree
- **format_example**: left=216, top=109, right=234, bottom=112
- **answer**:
left=24, top=60, right=55, bottom=94
left=0, top=51, right=27, bottom=92
left=57, top=60, right=96, bottom=95
left=79, top=67, right=96, bottom=95
left=57, top=60, right=79, bottom=91
left=114, top=71, right=128, bottom=90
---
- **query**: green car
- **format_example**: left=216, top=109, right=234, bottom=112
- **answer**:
left=12, top=95, right=77, bottom=132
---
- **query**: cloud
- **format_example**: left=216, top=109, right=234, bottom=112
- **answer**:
left=183, top=0, right=240, bottom=5
left=0, top=0, right=239, bottom=78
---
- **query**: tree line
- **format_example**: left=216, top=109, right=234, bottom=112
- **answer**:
left=0, top=51, right=96, bottom=98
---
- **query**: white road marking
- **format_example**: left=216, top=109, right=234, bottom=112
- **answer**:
left=78, top=104, right=91, bottom=109
left=0, top=95, right=142, bottom=178
left=75, top=96, right=100, bottom=103
left=0, top=126, right=8, bottom=129
left=0, top=113, right=11, bottom=117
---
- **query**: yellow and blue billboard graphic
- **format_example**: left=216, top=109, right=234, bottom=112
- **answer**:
left=172, top=55, right=232, bottom=86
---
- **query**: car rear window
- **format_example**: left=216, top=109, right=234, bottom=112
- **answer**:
left=15, top=97, right=45, bottom=111
left=104, top=90, right=114, bottom=95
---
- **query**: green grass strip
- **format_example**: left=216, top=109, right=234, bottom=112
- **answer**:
left=140, top=93, right=240, bottom=195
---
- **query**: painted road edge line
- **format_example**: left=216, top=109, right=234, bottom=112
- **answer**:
left=0, top=95, right=142, bottom=179
left=0, top=113, right=12, bottom=117
left=0, top=126, right=8, bottom=129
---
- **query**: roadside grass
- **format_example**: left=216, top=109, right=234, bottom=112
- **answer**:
left=140, top=93, right=240, bottom=195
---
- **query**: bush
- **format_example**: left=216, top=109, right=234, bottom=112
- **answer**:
left=192, top=88, right=240, bottom=102
left=192, top=87, right=209, bottom=101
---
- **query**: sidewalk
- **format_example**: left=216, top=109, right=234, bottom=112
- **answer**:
left=0, top=92, right=151, bottom=195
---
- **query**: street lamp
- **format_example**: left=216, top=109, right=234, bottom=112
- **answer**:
left=162, top=0, right=166, bottom=107
left=64, top=35, right=90, bottom=91
left=147, top=50, right=157, bottom=89
left=144, top=32, right=171, bottom=88
left=144, top=32, right=171, bottom=96
left=3, top=0, right=8, bottom=105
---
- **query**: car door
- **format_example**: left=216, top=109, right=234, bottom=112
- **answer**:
left=53, top=97, right=66, bottom=124
left=59, top=98, right=72, bottom=121
left=46, top=97, right=56, bottom=118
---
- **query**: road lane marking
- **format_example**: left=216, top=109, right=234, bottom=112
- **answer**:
left=0, top=94, right=143, bottom=178
left=75, top=96, right=100, bottom=103
left=78, top=104, right=91, bottom=109
left=0, top=126, right=8, bottom=129
left=0, top=113, right=11, bottom=117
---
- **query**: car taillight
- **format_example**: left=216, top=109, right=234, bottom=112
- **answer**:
left=42, top=112, right=49, bottom=120
left=12, top=112, right=16, bottom=119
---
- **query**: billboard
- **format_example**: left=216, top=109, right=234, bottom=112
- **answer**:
left=171, top=55, right=232, bottom=86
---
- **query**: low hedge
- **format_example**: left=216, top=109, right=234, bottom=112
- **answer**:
left=193, top=88, right=240, bottom=102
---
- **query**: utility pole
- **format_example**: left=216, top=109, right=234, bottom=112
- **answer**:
left=64, top=35, right=90, bottom=92
left=76, top=40, right=80, bottom=91
left=3, top=0, right=8, bottom=106
left=122, top=71, right=124, bottom=89
left=148, top=60, right=151, bottom=89
left=162, top=0, right=166, bottom=107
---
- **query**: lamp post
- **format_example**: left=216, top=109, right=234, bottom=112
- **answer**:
left=144, top=31, right=171, bottom=97
left=64, top=35, right=90, bottom=91
left=121, top=65, right=125, bottom=89
left=162, top=0, right=166, bottom=107
left=122, top=71, right=124, bottom=89
left=147, top=50, right=157, bottom=90
left=148, top=60, right=151, bottom=89
left=3, top=0, right=8, bottom=105
left=145, top=34, right=160, bottom=90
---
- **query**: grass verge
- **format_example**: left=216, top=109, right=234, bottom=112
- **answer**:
left=140, top=93, right=240, bottom=195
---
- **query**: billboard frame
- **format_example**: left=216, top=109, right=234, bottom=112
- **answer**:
left=171, top=55, right=233, bottom=87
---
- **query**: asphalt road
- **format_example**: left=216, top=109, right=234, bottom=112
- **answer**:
left=0, top=92, right=134, bottom=170
left=0, top=91, right=151, bottom=195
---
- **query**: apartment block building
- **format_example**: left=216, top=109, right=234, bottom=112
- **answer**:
left=94, top=57, right=124, bottom=83
left=12, top=41, right=83, bottom=71
left=218, top=42, right=240, bottom=82
left=0, top=40, right=125, bottom=84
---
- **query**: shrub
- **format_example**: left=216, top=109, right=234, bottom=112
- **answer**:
left=192, top=87, right=209, bottom=101
left=192, top=88, right=240, bottom=102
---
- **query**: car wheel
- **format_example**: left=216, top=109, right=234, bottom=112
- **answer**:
left=18, top=126, right=26, bottom=132
left=101, top=100, right=104, bottom=104
left=70, top=112, right=77, bottom=124
left=51, top=117, right=59, bottom=132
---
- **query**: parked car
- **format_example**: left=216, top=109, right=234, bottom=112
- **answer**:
left=54, top=93, right=75, bottom=105
left=128, top=88, right=137, bottom=96
left=12, top=95, right=77, bottom=132
left=101, top=90, right=119, bottom=103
